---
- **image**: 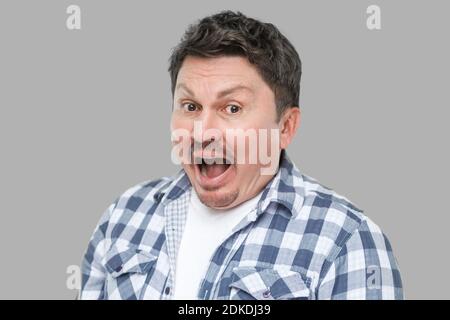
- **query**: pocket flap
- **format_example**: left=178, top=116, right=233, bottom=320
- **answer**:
left=104, top=244, right=158, bottom=278
left=229, top=267, right=311, bottom=300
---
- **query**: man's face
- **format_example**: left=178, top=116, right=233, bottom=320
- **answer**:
left=170, top=55, right=283, bottom=209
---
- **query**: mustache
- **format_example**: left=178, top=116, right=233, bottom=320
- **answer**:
left=190, top=138, right=235, bottom=165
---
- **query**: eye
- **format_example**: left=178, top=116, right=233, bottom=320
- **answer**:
left=181, top=103, right=200, bottom=112
left=224, top=104, right=241, bottom=114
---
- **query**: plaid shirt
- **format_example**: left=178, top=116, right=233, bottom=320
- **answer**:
left=80, top=151, right=403, bottom=300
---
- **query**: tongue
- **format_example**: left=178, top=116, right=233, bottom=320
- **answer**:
left=204, top=164, right=228, bottom=178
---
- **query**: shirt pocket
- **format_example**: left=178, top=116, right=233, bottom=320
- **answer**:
left=229, top=267, right=311, bottom=300
left=103, top=244, right=158, bottom=299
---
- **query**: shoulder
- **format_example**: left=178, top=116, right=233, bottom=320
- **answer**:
left=298, top=174, right=366, bottom=242
left=113, top=176, right=174, bottom=212
left=96, top=174, right=178, bottom=233
left=294, top=174, right=395, bottom=275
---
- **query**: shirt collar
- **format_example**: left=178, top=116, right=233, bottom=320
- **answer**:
left=257, top=150, right=305, bottom=217
left=153, top=150, right=305, bottom=217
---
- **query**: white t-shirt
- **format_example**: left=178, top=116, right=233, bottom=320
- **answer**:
left=172, top=188, right=262, bottom=300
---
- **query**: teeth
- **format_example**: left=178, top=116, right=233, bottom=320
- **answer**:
left=205, top=159, right=222, bottom=165
left=192, top=152, right=235, bottom=165
left=198, top=161, right=232, bottom=178
left=201, top=158, right=228, bottom=165
left=200, top=164, right=207, bottom=176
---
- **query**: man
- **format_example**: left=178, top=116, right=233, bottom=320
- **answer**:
left=80, top=11, right=403, bottom=300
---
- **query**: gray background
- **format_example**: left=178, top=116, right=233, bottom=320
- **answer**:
left=0, top=0, right=448, bottom=299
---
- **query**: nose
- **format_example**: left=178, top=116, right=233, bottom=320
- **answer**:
left=200, top=109, right=219, bottom=132
left=193, top=109, right=223, bottom=149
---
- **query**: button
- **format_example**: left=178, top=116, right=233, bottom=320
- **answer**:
left=165, top=286, right=171, bottom=295
left=262, top=289, right=271, bottom=298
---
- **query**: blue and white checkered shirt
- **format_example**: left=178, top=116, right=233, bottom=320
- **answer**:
left=80, top=152, right=403, bottom=300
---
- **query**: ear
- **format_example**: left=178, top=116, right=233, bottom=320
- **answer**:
left=279, top=107, right=301, bottom=150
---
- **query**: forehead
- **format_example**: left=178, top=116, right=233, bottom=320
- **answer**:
left=176, top=55, right=265, bottom=92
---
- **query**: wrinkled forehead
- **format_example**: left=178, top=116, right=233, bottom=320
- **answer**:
left=175, top=55, right=265, bottom=96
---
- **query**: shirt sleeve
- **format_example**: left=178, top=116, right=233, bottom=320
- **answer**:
left=79, top=202, right=115, bottom=300
left=317, top=218, right=404, bottom=300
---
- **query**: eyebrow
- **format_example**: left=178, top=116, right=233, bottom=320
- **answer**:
left=175, top=83, right=253, bottom=99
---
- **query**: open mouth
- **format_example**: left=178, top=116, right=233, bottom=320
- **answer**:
left=192, top=156, right=235, bottom=189
left=198, top=158, right=232, bottom=179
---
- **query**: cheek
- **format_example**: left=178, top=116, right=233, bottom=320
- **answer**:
left=170, top=116, right=194, bottom=165
left=240, top=123, right=279, bottom=160
left=234, top=164, right=260, bottom=184
left=171, top=114, right=193, bottom=133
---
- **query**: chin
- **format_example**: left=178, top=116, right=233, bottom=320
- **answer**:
left=195, top=186, right=240, bottom=209
left=182, top=158, right=236, bottom=201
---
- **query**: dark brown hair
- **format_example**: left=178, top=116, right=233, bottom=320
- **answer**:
left=168, top=10, right=302, bottom=119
